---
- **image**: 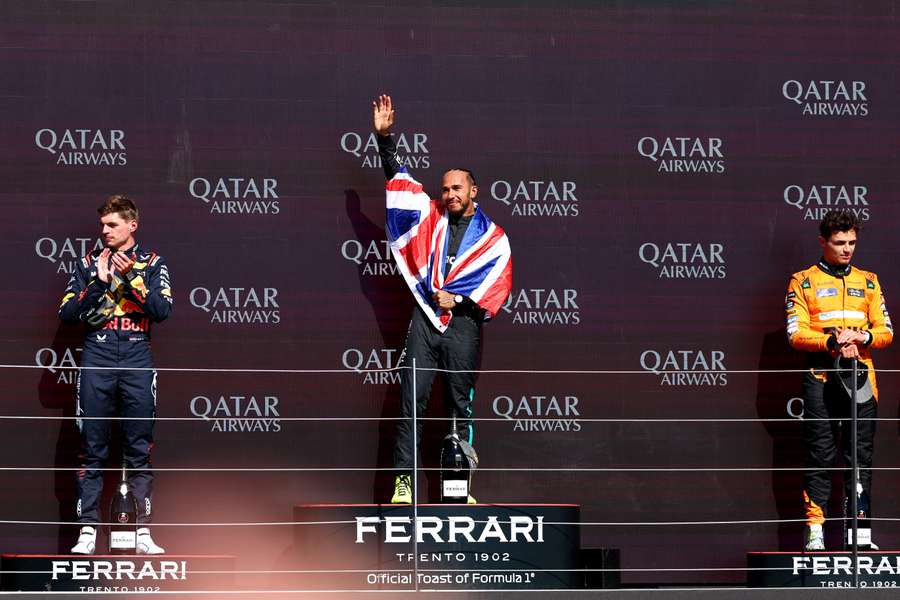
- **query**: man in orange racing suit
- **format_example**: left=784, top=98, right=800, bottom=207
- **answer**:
left=786, top=210, right=892, bottom=551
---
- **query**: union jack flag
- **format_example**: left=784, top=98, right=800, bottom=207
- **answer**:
left=386, top=169, right=513, bottom=332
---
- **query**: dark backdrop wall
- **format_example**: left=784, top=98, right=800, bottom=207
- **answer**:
left=1, top=0, right=899, bottom=585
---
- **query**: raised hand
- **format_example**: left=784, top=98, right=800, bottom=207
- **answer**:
left=373, top=94, right=395, bottom=135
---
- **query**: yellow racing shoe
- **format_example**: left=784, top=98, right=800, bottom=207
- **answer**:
left=391, top=474, right=412, bottom=504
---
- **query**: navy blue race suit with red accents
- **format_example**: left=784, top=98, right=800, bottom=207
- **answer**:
left=59, top=244, right=173, bottom=524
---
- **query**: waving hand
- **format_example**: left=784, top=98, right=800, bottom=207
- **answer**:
left=373, top=94, right=395, bottom=135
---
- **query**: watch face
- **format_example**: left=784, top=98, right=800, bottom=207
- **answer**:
left=454, top=295, right=463, bottom=304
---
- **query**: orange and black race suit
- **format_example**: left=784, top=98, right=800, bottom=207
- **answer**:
left=785, top=260, right=892, bottom=525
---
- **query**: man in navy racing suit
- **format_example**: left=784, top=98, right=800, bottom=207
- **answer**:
left=58, top=195, right=172, bottom=554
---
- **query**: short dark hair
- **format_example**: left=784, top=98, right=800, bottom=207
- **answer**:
left=444, top=168, right=477, bottom=186
left=819, top=210, right=860, bottom=239
left=98, top=194, right=138, bottom=221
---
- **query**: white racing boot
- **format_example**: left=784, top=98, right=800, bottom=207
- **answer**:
left=136, top=527, right=166, bottom=555
left=71, top=526, right=97, bottom=555
left=805, top=524, right=825, bottom=551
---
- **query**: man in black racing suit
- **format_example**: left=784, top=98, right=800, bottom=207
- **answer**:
left=373, top=95, right=504, bottom=504
left=58, top=195, right=172, bottom=554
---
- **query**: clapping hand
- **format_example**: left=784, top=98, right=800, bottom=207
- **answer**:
left=111, top=250, right=135, bottom=276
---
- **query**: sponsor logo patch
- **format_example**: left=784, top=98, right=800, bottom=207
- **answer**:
left=847, top=288, right=865, bottom=298
left=816, top=287, right=838, bottom=298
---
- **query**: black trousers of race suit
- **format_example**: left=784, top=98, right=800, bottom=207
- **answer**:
left=802, top=371, right=876, bottom=517
left=393, top=307, right=481, bottom=471
left=76, top=340, right=157, bottom=525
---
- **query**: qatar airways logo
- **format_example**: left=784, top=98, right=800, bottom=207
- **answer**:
left=35, top=237, right=103, bottom=275
left=490, top=180, right=579, bottom=217
left=639, top=349, right=728, bottom=386
left=493, top=394, right=581, bottom=433
left=189, top=177, right=279, bottom=215
left=501, top=288, right=580, bottom=326
left=189, top=394, right=281, bottom=433
left=35, top=128, right=126, bottom=166
left=784, top=185, right=870, bottom=221
left=341, top=238, right=399, bottom=276
left=638, top=137, right=724, bottom=174
left=639, top=242, right=726, bottom=279
left=35, top=346, right=81, bottom=385
left=782, top=80, right=868, bottom=117
left=342, top=348, right=403, bottom=385
left=340, top=132, right=430, bottom=169
left=189, top=287, right=280, bottom=325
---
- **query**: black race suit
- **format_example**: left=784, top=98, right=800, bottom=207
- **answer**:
left=59, top=244, right=173, bottom=524
left=378, top=134, right=485, bottom=471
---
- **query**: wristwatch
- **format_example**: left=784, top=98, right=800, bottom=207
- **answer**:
left=453, top=294, right=464, bottom=305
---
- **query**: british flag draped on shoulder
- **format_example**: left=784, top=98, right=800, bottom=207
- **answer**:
left=386, top=168, right=512, bottom=332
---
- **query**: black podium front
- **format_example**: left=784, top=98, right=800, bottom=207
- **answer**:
left=292, top=503, right=582, bottom=590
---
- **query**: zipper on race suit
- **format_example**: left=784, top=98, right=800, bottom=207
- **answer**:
left=841, top=275, right=846, bottom=329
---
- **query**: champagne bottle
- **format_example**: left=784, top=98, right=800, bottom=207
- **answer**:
left=439, top=415, right=470, bottom=503
left=844, top=481, right=872, bottom=550
left=109, top=463, right=137, bottom=554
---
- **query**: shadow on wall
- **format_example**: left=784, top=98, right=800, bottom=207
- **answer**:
left=38, top=323, right=123, bottom=553
left=344, top=188, right=409, bottom=503
left=37, top=323, right=81, bottom=553
left=755, top=328, right=806, bottom=551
